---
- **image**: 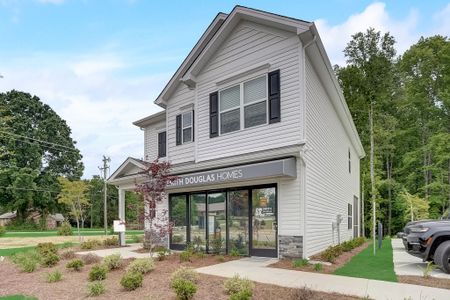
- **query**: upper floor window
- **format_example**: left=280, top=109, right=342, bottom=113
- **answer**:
left=209, top=70, right=280, bottom=138
left=176, top=111, right=194, bottom=145
left=158, top=131, right=166, bottom=158
left=219, top=75, right=268, bottom=135
left=348, top=203, right=353, bottom=230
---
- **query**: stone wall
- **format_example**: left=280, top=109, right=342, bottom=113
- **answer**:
left=279, top=235, right=303, bottom=258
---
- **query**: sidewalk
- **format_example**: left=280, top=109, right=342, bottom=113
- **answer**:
left=76, top=243, right=155, bottom=259
left=196, top=257, right=450, bottom=300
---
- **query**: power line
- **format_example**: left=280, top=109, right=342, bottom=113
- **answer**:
left=0, top=130, right=79, bottom=153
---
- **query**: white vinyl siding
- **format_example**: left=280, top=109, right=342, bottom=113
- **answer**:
left=144, top=119, right=167, bottom=162
left=195, top=21, right=303, bottom=162
left=304, top=56, right=360, bottom=257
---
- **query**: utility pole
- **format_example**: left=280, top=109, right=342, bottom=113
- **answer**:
left=99, top=156, right=111, bottom=235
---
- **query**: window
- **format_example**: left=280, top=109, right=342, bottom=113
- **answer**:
left=348, top=149, right=351, bottom=173
left=219, top=75, right=268, bottom=135
left=158, top=131, right=166, bottom=158
left=176, top=111, right=193, bottom=145
left=348, top=203, right=353, bottom=230
left=182, top=111, right=193, bottom=143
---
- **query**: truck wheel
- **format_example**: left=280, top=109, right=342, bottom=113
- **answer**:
left=434, top=240, right=450, bottom=274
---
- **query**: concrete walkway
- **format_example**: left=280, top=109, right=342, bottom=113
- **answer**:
left=76, top=243, right=155, bottom=259
left=196, top=257, right=450, bottom=300
left=392, top=238, right=450, bottom=279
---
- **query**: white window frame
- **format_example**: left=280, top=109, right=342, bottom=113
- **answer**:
left=218, top=74, right=268, bottom=136
left=348, top=203, right=353, bottom=230
left=181, top=111, right=193, bottom=144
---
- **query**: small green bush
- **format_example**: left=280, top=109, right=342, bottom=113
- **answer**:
left=216, top=255, right=225, bottom=262
left=87, top=281, right=106, bottom=297
left=170, top=266, right=198, bottom=284
left=0, top=225, right=6, bottom=236
left=229, top=288, right=253, bottom=300
left=120, top=271, right=143, bottom=291
left=171, top=278, right=197, bottom=300
left=127, top=258, right=154, bottom=274
left=223, top=274, right=254, bottom=296
left=210, top=238, right=223, bottom=254
left=179, top=250, right=193, bottom=262
left=46, top=269, right=63, bottom=283
left=313, top=263, right=323, bottom=271
left=292, top=258, right=309, bottom=268
left=57, top=221, right=73, bottom=236
left=230, top=248, right=240, bottom=257
left=80, top=239, right=102, bottom=250
left=36, top=242, right=58, bottom=256
left=89, top=264, right=107, bottom=281
left=157, top=248, right=170, bottom=261
left=320, top=245, right=344, bottom=263
left=60, top=250, right=75, bottom=260
left=41, top=252, right=60, bottom=267
left=103, top=236, right=118, bottom=246
left=66, top=258, right=84, bottom=271
left=103, top=253, right=122, bottom=270
left=11, top=250, right=41, bottom=273
left=81, top=253, right=101, bottom=265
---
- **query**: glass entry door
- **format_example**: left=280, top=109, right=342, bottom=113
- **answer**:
left=169, top=194, right=188, bottom=250
left=250, top=187, right=277, bottom=257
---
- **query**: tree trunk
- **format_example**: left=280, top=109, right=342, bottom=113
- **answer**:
left=76, top=219, right=81, bottom=242
left=370, top=103, right=376, bottom=255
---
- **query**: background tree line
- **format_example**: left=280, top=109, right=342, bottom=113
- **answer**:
left=335, top=30, right=450, bottom=236
left=0, top=91, right=142, bottom=229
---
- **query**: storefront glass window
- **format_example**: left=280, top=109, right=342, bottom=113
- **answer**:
left=207, top=192, right=226, bottom=253
left=228, top=190, right=249, bottom=255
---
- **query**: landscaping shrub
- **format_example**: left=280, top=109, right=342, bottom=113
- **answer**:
left=216, top=255, right=225, bottom=262
left=320, top=245, right=344, bottom=263
left=46, top=269, right=63, bottom=283
left=120, top=271, right=143, bottom=291
left=313, top=263, right=323, bottom=271
left=127, top=258, right=154, bottom=274
left=87, top=281, right=106, bottom=297
left=57, top=221, right=73, bottom=236
left=223, top=274, right=254, bottom=297
left=88, top=265, right=107, bottom=281
left=292, top=258, right=309, bottom=268
left=103, top=253, right=122, bottom=270
left=11, top=250, right=41, bottom=273
left=66, top=258, right=84, bottom=271
left=195, top=252, right=206, bottom=259
left=80, top=239, right=102, bottom=250
left=36, top=243, right=58, bottom=256
left=229, top=289, right=252, bottom=300
left=81, top=253, right=101, bottom=265
left=0, top=225, right=6, bottom=236
left=157, top=247, right=170, bottom=261
left=179, top=250, right=193, bottom=262
left=103, top=236, right=118, bottom=246
left=230, top=248, right=240, bottom=257
left=41, top=252, right=60, bottom=267
left=210, top=237, right=223, bottom=254
left=170, top=266, right=198, bottom=284
left=60, top=250, right=75, bottom=260
left=171, top=278, right=197, bottom=300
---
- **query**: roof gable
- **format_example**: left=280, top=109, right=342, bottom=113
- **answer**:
left=108, top=157, right=147, bottom=183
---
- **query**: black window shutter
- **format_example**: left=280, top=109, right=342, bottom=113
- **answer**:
left=176, top=114, right=182, bottom=145
left=268, top=69, right=281, bottom=124
left=192, top=110, right=195, bottom=142
left=158, top=131, right=166, bottom=157
left=209, top=92, right=218, bottom=138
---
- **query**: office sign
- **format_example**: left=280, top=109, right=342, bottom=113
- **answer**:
left=167, top=157, right=296, bottom=189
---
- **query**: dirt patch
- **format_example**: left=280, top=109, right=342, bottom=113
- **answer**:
left=0, top=249, right=360, bottom=300
left=269, top=242, right=370, bottom=274
left=399, top=275, right=450, bottom=290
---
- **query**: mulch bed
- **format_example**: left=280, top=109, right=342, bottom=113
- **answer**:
left=0, top=248, right=361, bottom=300
left=269, top=242, right=370, bottom=274
left=399, top=275, right=450, bottom=290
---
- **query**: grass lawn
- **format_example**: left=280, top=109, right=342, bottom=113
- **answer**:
left=2, top=229, right=143, bottom=238
left=334, top=238, right=397, bottom=282
left=0, top=296, right=37, bottom=300
left=0, top=242, right=75, bottom=257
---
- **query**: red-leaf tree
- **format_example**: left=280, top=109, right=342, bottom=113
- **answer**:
left=135, top=159, right=177, bottom=251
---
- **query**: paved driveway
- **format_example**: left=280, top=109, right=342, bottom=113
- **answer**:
left=392, top=238, right=450, bottom=279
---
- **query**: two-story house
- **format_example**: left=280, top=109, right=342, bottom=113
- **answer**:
left=108, top=6, right=365, bottom=259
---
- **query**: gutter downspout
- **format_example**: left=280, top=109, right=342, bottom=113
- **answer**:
left=300, top=31, right=317, bottom=259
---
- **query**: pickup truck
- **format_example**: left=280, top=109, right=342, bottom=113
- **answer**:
left=401, top=220, right=450, bottom=273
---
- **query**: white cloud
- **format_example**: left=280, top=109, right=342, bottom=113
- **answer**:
left=432, top=3, right=450, bottom=37
left=0, top=52, right=169, bottom=178
left=35, top=0, right=65, bottom=4
left=315, top=2, right=419, bottom=66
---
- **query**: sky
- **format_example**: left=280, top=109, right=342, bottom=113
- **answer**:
left=0, top=0, right=449, bottom=179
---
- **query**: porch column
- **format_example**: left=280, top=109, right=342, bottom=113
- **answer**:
left=118, top=188, right=126, bottom=246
